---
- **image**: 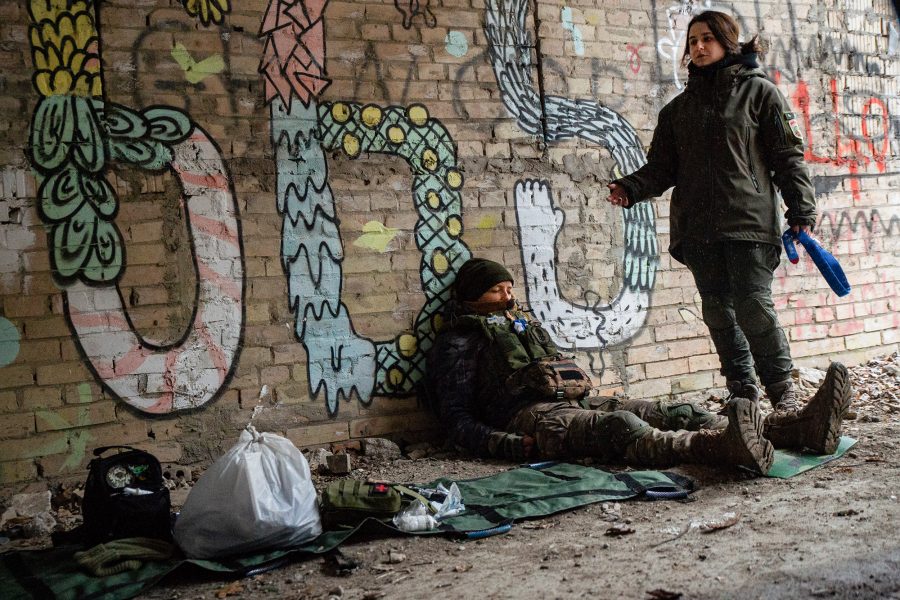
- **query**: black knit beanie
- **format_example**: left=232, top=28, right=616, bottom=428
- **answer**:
left=453, top=258, right=514, bottom=302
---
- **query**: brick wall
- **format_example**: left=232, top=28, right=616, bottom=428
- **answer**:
left=0, top=0, right=897, bottom=486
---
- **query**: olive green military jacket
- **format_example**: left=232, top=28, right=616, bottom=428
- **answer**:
left=614, top=62, right=816, bottom=263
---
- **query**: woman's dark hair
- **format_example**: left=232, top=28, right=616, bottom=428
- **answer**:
left=681, top=11, right=765, bottom=65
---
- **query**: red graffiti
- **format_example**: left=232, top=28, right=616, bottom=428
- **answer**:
left=782, top=74, right=890, bottom=202
left=626, top=43, right=645, bottom=74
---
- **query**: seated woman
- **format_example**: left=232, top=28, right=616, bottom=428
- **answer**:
left=426, top=258, right=851, bottom=474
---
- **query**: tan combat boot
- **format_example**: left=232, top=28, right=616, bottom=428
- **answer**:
left=763, top=362, right=852, bottom=455
left=624, top=398, right=773, bottom=474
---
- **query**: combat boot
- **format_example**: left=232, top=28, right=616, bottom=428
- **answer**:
left=624, top=398, right=773, bottom=474
left=726, top=380, right=761, bottom=403
left=765, top=379, right=801, bottom=412
left=763, top=362, right=852, bottom=454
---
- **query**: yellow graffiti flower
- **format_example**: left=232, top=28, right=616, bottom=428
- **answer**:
left=431, top=249, right=449, bottom=274
left=446, top=215, right=462, bottom=238
left=182, top=0, right=231, bottom=27
left=28, top=4, right=101, bottom=97
left=407, top=104, right=429, bottom=126
left=422, top=148, right=438, bottom=171
left=397, top=334, right=417, bottom=358
left=331, top=102, right=351, bottom=123
left=343, top=133, right=361, bottom=158
left=387, top=366, right=404, bottom=387
left=361, top=105, right=383, bottom=129
left=388, top=125, right=405, bottom=144
left=28, top=0, right=91, bottom=24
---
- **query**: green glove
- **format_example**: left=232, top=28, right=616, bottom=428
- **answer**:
left=488, top=431, right=528, bottom=461
left=75, top=537, right=175, bottom=577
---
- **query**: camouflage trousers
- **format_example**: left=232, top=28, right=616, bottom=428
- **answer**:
left=507, top=398, right=725, bottom=461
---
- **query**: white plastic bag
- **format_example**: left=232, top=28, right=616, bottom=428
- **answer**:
left=174, top=426, right=322, bottom=559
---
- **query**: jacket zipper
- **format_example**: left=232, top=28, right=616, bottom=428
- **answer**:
left=746, top=128, right=760, bottom=193
left=773, top=112, right=787, bottom=146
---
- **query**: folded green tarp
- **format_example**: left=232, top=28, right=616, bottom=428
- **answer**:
left=0, top=463, right=692, bottom=600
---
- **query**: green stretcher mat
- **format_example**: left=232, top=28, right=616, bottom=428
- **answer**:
left=0, top=463, right=692, bottom=600
left=766, top=436, right=857, bottom=479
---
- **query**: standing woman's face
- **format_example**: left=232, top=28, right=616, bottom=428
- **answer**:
left=688, top=22, right=726, bottom=66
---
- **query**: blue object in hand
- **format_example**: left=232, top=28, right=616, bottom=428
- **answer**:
left=781, top=229, right=851, bottom=297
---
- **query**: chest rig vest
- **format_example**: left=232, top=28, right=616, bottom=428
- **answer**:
left=454, top=310, right=592, bottom=402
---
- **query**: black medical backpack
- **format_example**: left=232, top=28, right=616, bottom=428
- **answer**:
left=81, top=446, right=172, bottom=544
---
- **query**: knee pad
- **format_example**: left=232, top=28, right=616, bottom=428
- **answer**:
left=735, top=296, right=777, bottom=336
left=700, top=295, right=734, bottom=330
left=662, top=402, right=722, bottom=431
left=596, top=410, right=651, bottom=453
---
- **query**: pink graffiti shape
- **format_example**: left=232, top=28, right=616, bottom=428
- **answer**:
left=260, top=0, right=331, bottom=108
left=626, top=43, right=645, bottom=75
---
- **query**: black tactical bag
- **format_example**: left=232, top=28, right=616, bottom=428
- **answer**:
left=82, top=446, right=172, bottom=544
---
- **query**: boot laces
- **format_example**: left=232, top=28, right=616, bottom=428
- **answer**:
left=773, top=385, right=801, bottom=412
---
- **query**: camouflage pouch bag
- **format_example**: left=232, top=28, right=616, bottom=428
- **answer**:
left=506, top=357, right=593, bottom=401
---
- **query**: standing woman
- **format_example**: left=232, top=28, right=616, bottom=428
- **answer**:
left=607, top=11, right=816, bottom=411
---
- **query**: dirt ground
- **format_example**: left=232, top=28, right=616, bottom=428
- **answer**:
left=6, top=356, right=900, bottom=599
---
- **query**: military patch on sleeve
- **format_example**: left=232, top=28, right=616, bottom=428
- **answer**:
left=783, top=111, right=803, bottom=143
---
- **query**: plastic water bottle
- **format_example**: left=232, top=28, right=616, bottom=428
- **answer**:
left=394, top=514, right=437, bottom=532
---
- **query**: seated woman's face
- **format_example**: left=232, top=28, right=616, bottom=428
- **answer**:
left=477, top=281, right=514, bottom=305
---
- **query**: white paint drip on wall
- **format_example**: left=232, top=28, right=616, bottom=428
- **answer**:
left=561, top=7, right=585, bottom=56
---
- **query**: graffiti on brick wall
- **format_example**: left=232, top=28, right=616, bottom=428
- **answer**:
left=0, top=317, right=20, bottom=368
left=787, top=76, right=893, bottom=202
left=26, top=0, right=245, bottom=414
left=34, top=383, right=94, bottom=473
left=485, top=0, right=658, bottom=349
left=561, top=7, right=586, bottom=57
left=130, top=11, right=256, bottom=124
left=181, top=0, right=231, bottom=26
left=394, top=0, right=436, bottom=29
left=261, top=0, right=470, bottom=414
left=626, top=43, right=645, bottom=75
left=171, top=43, right=225, bottom=84
left=815, top=209, right=900, bottom=256
left=817, top=209, right=900, bottom=241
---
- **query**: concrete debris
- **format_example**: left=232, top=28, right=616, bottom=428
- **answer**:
left=361, top=438, right=402, bottom=461
left=846, top=352, right=900, bottom=420
left=1, top=491, right=51, bottom=524
left=0, top=491, right=56, bottom=539
left=307, top=448, right=333, bottom=473
left=326, top=453, right=353, bottom=475
left=405, top=442, right=433, bottom=460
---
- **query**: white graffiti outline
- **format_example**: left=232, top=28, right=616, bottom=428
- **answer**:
left=486, top=0, right=658, bottom=349
left=65, top=127, right=244, bottom=413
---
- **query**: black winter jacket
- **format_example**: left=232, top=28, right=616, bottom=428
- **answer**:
left=426, top=307, right=549, bottom=458
left=614, top=58, right=816, bottom=263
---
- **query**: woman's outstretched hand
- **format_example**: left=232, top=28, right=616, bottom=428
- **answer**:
left=607, top=183, right=630, bottom=207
